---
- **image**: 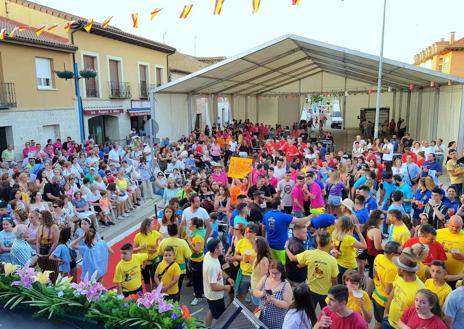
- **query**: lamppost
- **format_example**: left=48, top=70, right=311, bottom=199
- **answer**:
left=373, top=0, right=387, bottom=139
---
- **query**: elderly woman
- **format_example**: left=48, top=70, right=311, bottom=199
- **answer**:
left=71, top=191, right=97, bottom=228
left=10, top=224, right=38, bottom=267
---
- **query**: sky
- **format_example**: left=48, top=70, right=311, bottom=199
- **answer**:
left=32, top=0, right=463, bottom=64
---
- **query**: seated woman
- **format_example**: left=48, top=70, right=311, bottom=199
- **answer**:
left=71, top=191, right=97, bottom=228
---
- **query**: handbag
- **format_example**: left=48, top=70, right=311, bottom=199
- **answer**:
left=330, top=240, right=342, bottom=258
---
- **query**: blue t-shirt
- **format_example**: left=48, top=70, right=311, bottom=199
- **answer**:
left=0, top=230, right=15, bottom=262
left=382, top=181, right=398, bottom=205
left=52, top=243, right=71, bottom=273
left=413, top=189, right=432, bottom=218
left=422, top=161, right=442, bottom=176
left=444, top=198, right=460, bottom=213
left=353, top=176, right=367, bottom=189
left=387, top=203, right=406, bottom=215
left=311, top=213, right=336, bottom=229
left=366, top=197, right=378, bottom=212
left=398, top=183, right=414, bottom=213
left=229, top=209, right=239, bottom=227
left=444, top=287, right=464, bottom=329
left=263, top=210, right=293, bottom=250
left=79, top=239, right=109, bottom=281
left=355, top=208, right=369, bottom=225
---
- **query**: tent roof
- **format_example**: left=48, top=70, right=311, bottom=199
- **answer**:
left=155, top=34, right=464, bottom=95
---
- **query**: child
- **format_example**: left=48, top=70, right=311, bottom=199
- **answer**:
left=99, top=190, right=114, bottom=225
left=425, top=260, right=452, bottom=307
left=50, top=227, right=72, bottom=276
left=113, top=243, right=149, bottom=297
left=343, top=270, right=373, bottom=324
left=154, top=246, right=181, bottom=301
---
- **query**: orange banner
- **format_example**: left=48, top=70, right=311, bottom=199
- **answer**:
left=101, top=16, right=113, bottom=28
left=131, top=13, right=139, bottom=28
left=228, top=157, right=253, bottom=179
left=84, top=19, right=93, bottom=32
left=64, top=21, right=75, bottom=32
left=214, top=0, right=225, bottom=15
left=252, top=0, right=261, bottom=14
left=180, top=4, right=193, bottom=19
left=150, top=8, right=162, bottom=20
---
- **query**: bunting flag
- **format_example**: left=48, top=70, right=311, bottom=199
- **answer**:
left=214, top=0, right=225, bottom=15
left=150, top=8, right=162, bottom=20
left=35, top=24, right=46, bottom=36
left=64, top=20, right=75, bottom=32
left=292, top=0, right=300, bottom=5
left=47, top=23, right=59, bottom=32
left=84, top=19, right=93, bottom=32
left=8, top=26, right=26, bottom=39
left=131, top=13, right=139, bottom=28
left=0, top=28, right=6, bottom=40
left=252, top=0, right=261, bottom=14
left=179, top=4, right=193, bottom=19
left=101, top=16, right=113, bottom=28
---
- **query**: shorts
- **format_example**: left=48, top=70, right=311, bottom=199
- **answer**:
left=328, top=195, right=342, bottom=206
left=102, top=208, right=111, bottom=215
left=372, top=298, right=385, bottom=324
left=237, top=275, right=251, bottom=296
left=207, top=298, right=226, bottom=319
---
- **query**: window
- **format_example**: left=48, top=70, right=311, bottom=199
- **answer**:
left=155, top=67, right=163, bottom=87
left=35, top=57, right=53, bottom=88
left=83, top=55, right=99, bottom=97
left=109, top=59, right=120, bottom=83
left=139, top=64, right=148, bottom=98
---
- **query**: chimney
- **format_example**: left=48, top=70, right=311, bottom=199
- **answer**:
left=450, top=31, right=455, bottom=45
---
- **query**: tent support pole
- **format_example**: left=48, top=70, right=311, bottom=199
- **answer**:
left=229, top=95, right=234, bottom=121
left=343, top=76, right=347, bottom=130
left=245, top=95, right=249, bottom=120
left=398, top=90, right=403, bottom=120
left=405, top=91, right=411, bottom=133
left=187, top=94, right=193, bottom=133
left=256, top=96, right=260, bottom=123
left=415, top=89, right=423, bottom=138
left=431, top=88, right=440, bottom=140
left=392, top=89, right=397, bottom=121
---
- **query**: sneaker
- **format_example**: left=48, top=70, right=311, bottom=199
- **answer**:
left=117, top=216, right=123, bottom=220
left=108, top=222, right=115, bottom=226
left=122, top=213, right=130, bottom=217
left=190, top=297, right=201, bottom=306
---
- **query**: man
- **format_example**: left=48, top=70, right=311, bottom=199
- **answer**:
left=387, top=190, right=406, bottom=215
left=446, top=149, right=464, bottom=195
left=381, top=137, right=394, bottom=165
left=262, top=196, right=312, bottom=264
left=179, top=195, right=211, bottom=239
left=288, top=231, right=339, bottom=310
left=387, top=209, right=410, bottom=245
left=422, top=153, right=443, bottom=179
left=420, top=187, right=448, bottom=229
left=394, top=175, right=413, bottom=214
left=203, top=239, right=234, bottom=327
left=359, top=185, right=378, bottom=212
left=403, top=224, right=446, bottom=265
left=247, top=175, right=273, bottom=206
left=436, top=215, right=464, bottom=288
left=383, top=250, right=426, bottom=329
left=444, top=281, right=464, bottom=329
left=108, top=143, right=121, bottom=168
left=277, top=171, right=294, bottom=214
left=353, top=195, right=369, bottom=226
left=43, top=176, right=62, bottom=202
left=273, top=157, right=286, bottom=181
left=284, top=223, right=308, bottom=287
left=1, top=145, right=15, bottom=164
left=291, top=175, right=306, bottom=217
left=371, top=241, right=401, bottom=329
left=379, top=172, right=397, bottom=208
left=248, top=191, right=265, bottom=224
left=306, top=171, right=325, bottom=213
left=314, top=285, right=368, bottom=329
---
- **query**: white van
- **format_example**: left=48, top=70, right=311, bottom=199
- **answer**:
left=330, top=100, right=343, bottom=129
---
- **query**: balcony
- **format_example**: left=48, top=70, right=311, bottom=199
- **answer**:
left=108, top=81, right=131, bottom=99
left=139, top=81, right=148, bottom=99
left=0, top=83, right=17, bottom=109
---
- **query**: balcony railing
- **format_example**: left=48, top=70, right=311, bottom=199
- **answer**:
left=139, top=81, right=148, bottom=99
left=108, top=81, right=131, bottom=99
left=0, top=83, right=17, bottom=109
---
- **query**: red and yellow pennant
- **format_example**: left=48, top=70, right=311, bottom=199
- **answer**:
left=47, top=23, right=59, bottom=32
left=179, top=4, right=193, bottom=19
left=64, top=20, right=75, bottom=32
left=84, top=19, right=93, bottom=32
left=150, top=8, right=162, bottom=20
left=35, top=24, right=46, bottom=36
left=131, top=13, right=139, bottom=28
left=214, top=0, right=225, bottom=15
left=101, top=16, right=113, bottom=29
left=0, top=29, right=6, bottom=40
left=8, top=26, right=26, bottom=39
left=292, top=0, right=300, bottom=5
left=252, top=0, right=261, bottom=14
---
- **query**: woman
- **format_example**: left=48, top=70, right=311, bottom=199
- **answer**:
left=71, top=191, right=98, bottom=227
left=252, top=260, right=294, bottom=329
left=392, top=157, right=406, bottom=179
left=134, top=218, right=161, bottom=292
left=29, top=192, right=50, bottom=212
left=412, top=178, right=432, bottom=223
left=138, top=157, right=154, bottom=200
left=251, top=237, right=272, bottom=306
left=343, top=270, right=373, bottom=323
left=0, top=216, right=16, bottom=263
left=325, top=170, right=346, bottom=216
left=214, top=185, right=230, bottom=223
left=27, top=210, right=41, bottom=250
left=363, top=210, right=384, bottom=279
left=187, top=217, right=206, bottom=306
left=397, top=289, right=447, bottom=329
left=282, top=283, right=315, bottom=329
left=10, top=188, right=28, bottom=212
left=331, top=216, right=367, bottom=282
left=157, top=206, right=178, bottom=238
left=36, top=210, right=59, bottom=283
left=163, top=179, right=179, bottom=207
left=199, top=182, right=215, bottom=213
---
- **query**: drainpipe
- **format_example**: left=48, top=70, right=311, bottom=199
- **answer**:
left=167, top=52, right=173, bottom=83
left=70, top=23, right=85, bottom=144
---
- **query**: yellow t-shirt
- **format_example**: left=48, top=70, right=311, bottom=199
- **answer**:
left=235, top=238, right=256, bottom=277
left=416, top=261, right=427, bottom=282
left=297, top=249, right=339, bottom=295
left=372, top=254, right=398, bottom=307
left=155, top=260, right=181, bottom=295
left=436, top=228, right=464, bottom=275
left=190, top=229, right=205, bottom=263
left=388, top=276, right=425, bottom=328
left=446, top=159, right=464, bottom=184
left=347, top=290, right=373, bottom=318
left=158, top=237, right=192, bottom=274
left=134, top=231, right=161, bottom=260
left=113, top=253, right=149, bottom=292
left=425, top=279, right=452, bottom=307
left=390, top=223, right=411, bottom=245
left=332, top=234, right=357, bottom=269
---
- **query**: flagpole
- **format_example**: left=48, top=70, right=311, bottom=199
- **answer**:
left=373, top=0, right=387, bottom=139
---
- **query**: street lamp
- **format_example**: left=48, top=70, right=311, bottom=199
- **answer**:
left=373, top=0, right=387, bottom=139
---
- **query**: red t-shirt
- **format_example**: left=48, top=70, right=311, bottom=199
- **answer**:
left=318, top=307, right=368, bottom=329
left=402, top=152, right=418, bottom=163
left=402, top=238, right=447, bottom=265
left=399, top=307, right=447, bottom=329
left=286, top=145, right=299, bottom=162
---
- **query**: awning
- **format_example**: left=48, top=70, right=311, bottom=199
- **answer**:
left=83, top=107, right=124, bottom=116
left=127, top=108, right=151, bottom=117
left=129, top=100, right=151, bottom=116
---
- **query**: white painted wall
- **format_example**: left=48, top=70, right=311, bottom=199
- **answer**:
left=436, top=85, right=463, bottom=146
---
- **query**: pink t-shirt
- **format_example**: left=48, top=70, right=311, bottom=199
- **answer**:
left=399, top=307, right=447, bottom=329
left=269, top=176, right=278, bottom=188
left=211, top=172, right=228, bottom=186
left=309, top=182, right=325, bottom=209
left=291, top=185, right=304, bottom=212
left=319, top=307, right=368, bottom=329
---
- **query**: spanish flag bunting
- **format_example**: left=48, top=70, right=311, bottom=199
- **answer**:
left=35, top=24, right=46, bottom=36
left=18, top=25, right=28, bottom=31
left=179, top=4, right=193, bottom=19
left=64, top=20, right=75, bottom=32
left=252, top=0, right=261, bottom=14
left=47, top=23, right=59, bottom=32
left=214, top=0, right=225, bottom=15
left=0, top=29, right=6, bottom=40
left=150, top=8, right=162, bottom=20
left=101, top=16, right=113, bottom=28
left=8, top=27, right=19, bottom=38
left=292, top=0, right=300, bottom=5
left=84, top=19, right=93, bottom=32
left=131, top=13, right=139, bottom=28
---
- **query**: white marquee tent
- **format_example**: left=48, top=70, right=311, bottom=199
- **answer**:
left=151, top=34, right=464, bottom=150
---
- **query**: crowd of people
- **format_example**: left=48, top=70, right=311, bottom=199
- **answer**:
left=1, top=119, right=464, bottom=329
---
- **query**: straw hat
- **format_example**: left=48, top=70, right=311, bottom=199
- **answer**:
left=393, top=251, right=419, bottom=272
left=341, top=198, right=354, bottom=213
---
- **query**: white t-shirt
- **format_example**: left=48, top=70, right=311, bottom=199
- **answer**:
left=182, top=206, right=209, bottom=237
left=282, top=309, right=312, bottom=329
left=202, top=252, right=224, bottom=301
left=229, top=141, right=238, bottom=152
left=108, top=149, right=120, bottom=167
left=382, top=143, right=393, bottom=161
left=273, top=166, right=286, bottom=180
